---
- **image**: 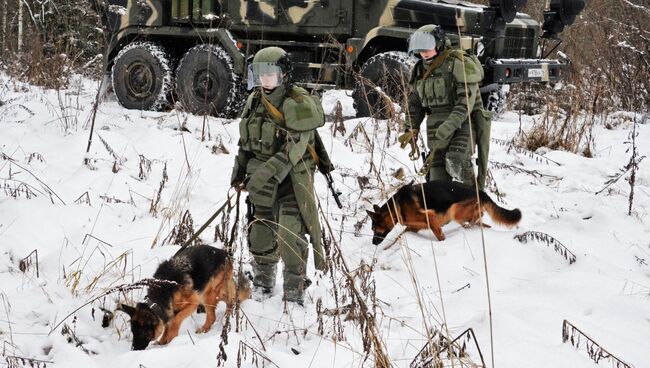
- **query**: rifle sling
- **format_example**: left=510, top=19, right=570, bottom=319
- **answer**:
left=421, top=49, right=453, bottom=80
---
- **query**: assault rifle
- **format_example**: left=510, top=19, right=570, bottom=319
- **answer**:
left=324, top=172, right=343, bottom=209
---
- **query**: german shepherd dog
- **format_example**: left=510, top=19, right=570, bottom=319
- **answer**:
left=367, top=180, right=522, bottom=245
left=117, top=245, right=250, bottom=350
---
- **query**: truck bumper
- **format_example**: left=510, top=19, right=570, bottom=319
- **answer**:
left=486, top=58, right=568, bottom=83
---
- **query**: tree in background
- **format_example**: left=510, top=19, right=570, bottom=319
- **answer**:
left=0, top=0, right=104, bottom=88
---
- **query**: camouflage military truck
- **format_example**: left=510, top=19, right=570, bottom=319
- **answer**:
left=93, top=0, right=586, bottom=118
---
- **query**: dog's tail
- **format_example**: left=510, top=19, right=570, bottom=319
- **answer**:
left=479, top=191, right=521, bottom=227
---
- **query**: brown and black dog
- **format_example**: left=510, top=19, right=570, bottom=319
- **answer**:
left=117, top=245, right=250, bottom=350
left=367, top=180, right=521, bottom=245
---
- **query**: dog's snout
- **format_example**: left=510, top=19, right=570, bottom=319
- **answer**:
left=132, top=342, right=149, bottom=351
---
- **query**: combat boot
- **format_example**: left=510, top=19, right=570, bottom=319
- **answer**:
left=252, top=262, right=277, bottom=300
left=283, top=289, right=304, bottom=306
left=283, top=272, right=309, bottom=305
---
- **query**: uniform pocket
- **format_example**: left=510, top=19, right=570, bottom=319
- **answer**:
left=424, top=78, right=435, bottom=106
left=415, top=79, right=427, bottom=107
left=248, top=117, right=263, bottom=152
left=259, top=121, right=277, bottom=156
left=433, top=77, right=449, bottom=106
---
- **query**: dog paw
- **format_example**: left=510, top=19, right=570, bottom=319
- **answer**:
left=195, top=326, right=209, bottom=334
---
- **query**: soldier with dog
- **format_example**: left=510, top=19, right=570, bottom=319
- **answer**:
left=398, top=24, right=493, bottom=189
left=231, top=46, right=334, bottom=305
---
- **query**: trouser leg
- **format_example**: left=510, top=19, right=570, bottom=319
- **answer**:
left=427, top=115, right=451, bottom=181
left=276, top=190, right=309, bottom=304
left=445, top=122, right=475, bottom=186
left=248, top=203, right=278, bottom=289
left=426, top=118, right=475, bottom=185
left=426, top=117, right=452, bottom=182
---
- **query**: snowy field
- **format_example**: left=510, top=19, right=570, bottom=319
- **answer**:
left=1, top=74, right=649, bottom=368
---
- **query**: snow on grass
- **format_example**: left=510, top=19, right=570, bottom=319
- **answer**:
left=1, top=74, right=649, bottom=367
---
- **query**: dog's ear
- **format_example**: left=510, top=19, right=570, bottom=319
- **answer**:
left=100, top=307, right=115, bottom=328
left=373, top=204, right=381, bottom=212
left=366, top=210, right=375, bottom=218
left=116, top=303, right=136, bottom=318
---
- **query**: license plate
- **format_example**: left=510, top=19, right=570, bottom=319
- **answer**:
left=528, top=68, right=543, bottom=78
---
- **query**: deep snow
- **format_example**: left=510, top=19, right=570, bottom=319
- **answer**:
left=1, top=74, right=649, bottom=368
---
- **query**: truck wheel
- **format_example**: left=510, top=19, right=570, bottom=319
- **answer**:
left=175, top=44, right=242, bottom=118
left=353, top=51, right=416, bottom=118
left=112, top=42, right=173, bottom=111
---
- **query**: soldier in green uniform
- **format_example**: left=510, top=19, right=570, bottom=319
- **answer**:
left=230, top=47, right=328, bottom=305
left=398, top=24, right=492, bottom=189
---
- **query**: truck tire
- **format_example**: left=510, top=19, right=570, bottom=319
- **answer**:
left=112, top=42, right=173, bottom=111
left=175, top=44, right=242, bottom=118
left=353, top=51, right=416, bottom=118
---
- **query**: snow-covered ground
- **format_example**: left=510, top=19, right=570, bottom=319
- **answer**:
left=1, top=74, right=649, bottom=368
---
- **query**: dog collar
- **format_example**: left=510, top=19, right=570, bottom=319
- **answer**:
left=147, top=301, right=170, bottom=323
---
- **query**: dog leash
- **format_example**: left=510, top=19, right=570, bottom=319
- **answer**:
left=173, top=192, right=235, bottom=257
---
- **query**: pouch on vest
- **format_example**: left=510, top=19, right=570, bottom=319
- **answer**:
left=451, top=52, right=484, bottom=84
left=259, top=120, right=277, bottom=156
left=433, top=76, right=450, bottom=106
left=282, top=88, right=325, bottom=132
left=246, top=117, right=263, bottom=153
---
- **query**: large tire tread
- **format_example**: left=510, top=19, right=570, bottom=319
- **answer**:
left=353, top=51, right=417, bottom=119
left=111, top=42, right=173, bottom=111
left=175, top=44, right=244, bottom=118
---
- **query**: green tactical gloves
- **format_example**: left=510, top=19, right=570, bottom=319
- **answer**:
left=398, top=129, right=420, bottom=160
left=435, top=120, right=459, bottom=144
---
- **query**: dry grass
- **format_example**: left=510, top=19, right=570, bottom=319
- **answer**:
left=0, top=0, right=104, bottom=87
left=513, top=82, right=597, bottom=157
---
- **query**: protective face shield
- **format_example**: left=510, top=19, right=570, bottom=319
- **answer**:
left=247, top=62, right=283, bottom=90
left=408, top=31, right=438, bottom=55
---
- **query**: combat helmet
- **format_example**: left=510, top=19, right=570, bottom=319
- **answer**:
left=408, top=24, right=447, bottom=55
left=248, top=46, right=293, bottom=90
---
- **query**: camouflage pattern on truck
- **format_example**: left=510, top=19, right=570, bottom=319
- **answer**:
left=92, top=0, right=586, bottom=116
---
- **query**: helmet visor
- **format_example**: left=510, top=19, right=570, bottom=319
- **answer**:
left=408, top=32, right=438, bottom=54
left=247, top=62, right=283, bottom=90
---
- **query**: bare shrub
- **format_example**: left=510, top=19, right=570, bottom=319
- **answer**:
left=515, top=80, right=596, bottom=156
left=510, top=0, right=648, bottom=117
left=562, top=319, right=633, bottom=368
left=0, top=0, right=104, bottom=87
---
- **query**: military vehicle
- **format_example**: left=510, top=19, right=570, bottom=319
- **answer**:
left=93, top=0, right=586, bottom=117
